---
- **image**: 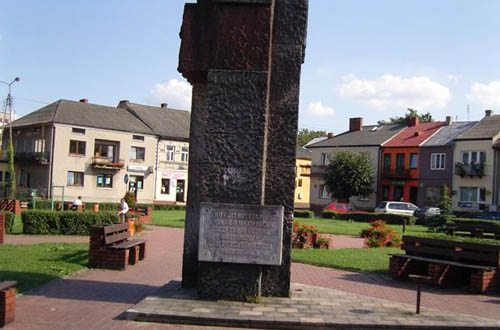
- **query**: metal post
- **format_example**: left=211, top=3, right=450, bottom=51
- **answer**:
left=416, top=283, right=421, bottom=314
left=402, top=219, right=406, bottom=234
left=61, top=187, right=64, bottom=212
left=51, top=185, right=54, bottom=211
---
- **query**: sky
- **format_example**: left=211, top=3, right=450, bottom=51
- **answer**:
left=2, top=0, right=500, bottom=134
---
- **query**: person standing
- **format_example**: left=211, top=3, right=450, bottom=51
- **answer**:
left=117, top=198, right=129, bottom=223
left=71, top=196, right=83, bottom=210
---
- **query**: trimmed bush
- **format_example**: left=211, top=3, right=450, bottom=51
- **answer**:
left=321, top=210, right=337, bottom=219
left=2, top=212, right=15, bottom=234
left=360, top=220, right=401, bottom=248
left=294, top=210, right=314, bottom=218
left=153, top=204, right=186, bottom=210
left=22, top=211, right=119, bottom=235
left=336, top=212, right=415, bottom=225
left=449, top=217, right=500, bottom=227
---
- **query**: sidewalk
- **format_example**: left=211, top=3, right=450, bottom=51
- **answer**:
left=4, top=226, right=500, bottom=330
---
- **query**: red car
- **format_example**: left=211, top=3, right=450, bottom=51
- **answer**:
left=323, top=202, right=362, bottom=213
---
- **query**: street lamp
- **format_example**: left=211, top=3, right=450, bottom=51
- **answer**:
left=0, top=77, right=21, bottom=143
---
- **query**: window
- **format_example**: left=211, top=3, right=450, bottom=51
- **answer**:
left=133, top=135, right=144, bottom=141
left=34, top=139, right=45, bottom=153
left=319, top=184, right=329, bottom=199
left=67, top=171, right=84, bottom=186
left=181, top=147, right=189, bottom=163
left=410, top=154, right=418, bottom=169
left=130, top=175, right=144, bottom=190
left=383, top=154, right=391, bottom=170
left=130, top=146, right=145, bottom=161
left=394, top=185, right=404, bottom=201
left=298, top=179, right=303, bottom=187
left=166, top=146, right=175, bottom=161
left=382, top=185, right=390, bottom=201
left=460, top=187, right=486, bottom=203
left=431, top=153, right=446, bottom=170
left=94, top=142, right=116, bottom=161
left=462, top=151, right=486, bottom=165
left=97, top=173, right=113, bottom=188
left=320, top=153, right=330, bottom=166
left=161, top=178, right=170, bottom=194
left=358, top=194, right=369, bottom=201
left=72, top=127, right=85, bottom=134
left=425, top=187, right=440, bottom=201
left=0, top=171, right=3, bottom=182
left=69, top=140, right=86, bottom=155
left=396, top=154, right=405, bottom=170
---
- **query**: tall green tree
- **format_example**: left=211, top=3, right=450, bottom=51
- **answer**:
left=377, top=108, right=433, bottom=125
left=322, top=151, right=374, bottom=202
left=6, top=141, right=15, bottom=199
left=297, top=128, right=326, bottom=146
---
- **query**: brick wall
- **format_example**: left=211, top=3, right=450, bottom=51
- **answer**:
left=0, top=288, right=16, bottom=327
left=470, top=270, right=500, bottom=294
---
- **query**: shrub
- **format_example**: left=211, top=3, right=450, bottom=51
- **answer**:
left=22, top=211, right=119, bottom=235
left=321, top=210, right=337, bottom=219
left=123, top=192, right=136, bottom=208
left=337, top=212, right=415, bottom=225
left=294, top=210, right=314, bottom=218
left=2, top=212, right=15, bottom=234
left=360, top=220, right=401, bottom=248
left=153, top=204, right=186, bottom=210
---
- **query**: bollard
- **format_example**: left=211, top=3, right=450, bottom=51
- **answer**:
left=408, top=275, right=432, bottom=315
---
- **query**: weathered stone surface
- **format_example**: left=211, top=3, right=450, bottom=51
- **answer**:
left=198, top=202, right=283, bottom=265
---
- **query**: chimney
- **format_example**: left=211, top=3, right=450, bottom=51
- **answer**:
left=327, top=132, right=334, bottom=138
left=407, top=116, right=419, bottom=127
left=117, top=100, right=129, bottom=108
left=161, top=103, right=168, bottom=109
left=485, top=109, right=494, bottom=117
left=349, top=117, right=363, bottom=131
left=414, top=131, right=421, bottom=137
left=79, top=99, right=88, bottom=103
left=445, top=116, right=453, bottom=126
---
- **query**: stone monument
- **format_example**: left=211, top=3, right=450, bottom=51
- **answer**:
left=178, top=0, right=308, bottom=301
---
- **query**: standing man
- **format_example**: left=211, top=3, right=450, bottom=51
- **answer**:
left=117, top=198, right=129, bottom=223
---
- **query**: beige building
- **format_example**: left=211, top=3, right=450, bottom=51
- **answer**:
left=4, top=99, right=190, bottom=204
left=294, top=145, right=311, bottom=209
left=306, top=118, right=404, bottom=211
left=452, top=111, right=500, bottom=212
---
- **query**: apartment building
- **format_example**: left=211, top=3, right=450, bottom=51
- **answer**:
left=294, top=145, right=311, bottom=210
left=452, top=110, right=500, bottom=212
left=307, top=118, right=405, bottom=211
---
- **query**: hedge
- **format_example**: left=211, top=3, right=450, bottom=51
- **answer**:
left=448, top=217, right=500, bottom=227
left=321, top=211, right=338, bottom=219
left=412, top=232, right=500, bottom=246
left=22, top=211, right=119, bottom=235
left=152, top=204, right=186, bottom=210
left=2, top=212, right=15, bottom=234
left=28, top=200, right=184, bottom=211
left=336, top=212, right=415, bottom=225
left=293, top=210, right=314, bottom=218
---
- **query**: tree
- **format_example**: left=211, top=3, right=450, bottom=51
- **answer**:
left=297, top=128, right=326, bottom=146
left=427, top=186, right=453, bottom=232
left=377, top=108, right=433, bottom=125
left=322, top=151, right=374, bottom=202
left=6, top=141, right=15, bottom=199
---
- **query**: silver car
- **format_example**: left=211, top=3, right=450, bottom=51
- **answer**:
left=374, top=201, right=419, bottom=216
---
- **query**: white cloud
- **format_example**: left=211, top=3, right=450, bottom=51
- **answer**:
left=148, top=79, right=192, bottom=110
left=306, top=101, right=335, bottom=116
left=337, top=74, right=451, bottom=110
left=467, top=80, right=500, bottom=108
left=447, top=74, right=462, bottom=83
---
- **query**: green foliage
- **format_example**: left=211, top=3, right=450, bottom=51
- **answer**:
left=450, top=217, right=500, bottom=227
left=6, top=141, right=15, bottom=199
left=322, top=151, right=374, bottom=202
left=377, top=108, right=433, bottom=125
left=360, top=220, right=401, bottom=248
left=336, top=212, right=415, bottom=225
left=153, top=204, right=186, bottom=210
left=297, top=128, right=326, bottom=146
left=2, top=212, right=15, bottom=234
left=293, top=210, right=314, bottom=218
left=409, top=233, right=500, bottom=246
left=21, top=211, right=119, bottom=235
left=427, top=186, right=453, bottom=232
left=123, top=192, right=136, bottom=208
left=321, top=210, right=338, bottom=219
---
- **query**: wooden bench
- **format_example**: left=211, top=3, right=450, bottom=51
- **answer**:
left=389, top=235, right=500, bottom=293
left=446, top=222, right=500, bottom=240
left=89, top=223, right=147, bottom=270
left=0, top=281, right=17, bottom=327
left=129, top=207, right=153, bottom=223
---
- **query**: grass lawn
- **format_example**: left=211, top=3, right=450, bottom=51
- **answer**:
left=0, top=243, right=89, bottom=293
left=151, top=210, right=186, bottom=228
left=292, top=247, right=401, bottom=273
left=11, top=215, right=23, bottom=234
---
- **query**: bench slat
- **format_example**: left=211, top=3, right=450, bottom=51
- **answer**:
left=0, top=281, right=17, bottom=291
left=390, top=253, right=494, bottom=271
left=110, top=239, right=147, bottom=249
left=103, top=223, right=129, bottom=234
left=104, top=231, right=130, bottom=245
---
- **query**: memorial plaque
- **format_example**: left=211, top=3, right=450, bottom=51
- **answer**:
left=199, top=202, right=283, bottom=266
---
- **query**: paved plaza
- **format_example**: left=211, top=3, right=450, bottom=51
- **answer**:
left=4, top=226, right=500, bottom=329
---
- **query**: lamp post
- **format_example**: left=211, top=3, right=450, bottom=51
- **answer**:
left=0, top=77, right=21, bottom=143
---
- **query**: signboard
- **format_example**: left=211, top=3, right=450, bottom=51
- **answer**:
left=127, top=165, right=148, bottom=172
left=199, top=202, right=283, bottom=266
left=391, top=181, right=406, bottom=185
left=124, top=174, right=129, bottom=184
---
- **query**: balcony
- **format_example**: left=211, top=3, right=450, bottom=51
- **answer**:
left=14, top=151, right=51, bottom=164
left=455, top=162, right=485, bottom=178
left=91, top=157, right=125, bottom=170
left=310, top=165, right=326, bottom=177
left=381, top=168, right=411, bottom=179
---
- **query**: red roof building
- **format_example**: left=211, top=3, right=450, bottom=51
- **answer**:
left=379, top=118, right=444, bottom=205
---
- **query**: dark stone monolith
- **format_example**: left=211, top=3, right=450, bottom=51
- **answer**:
left=179, top=0, right=308, bottom=301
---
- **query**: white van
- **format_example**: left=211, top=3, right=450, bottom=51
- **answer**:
left=374, top=201, right=418, bottom=216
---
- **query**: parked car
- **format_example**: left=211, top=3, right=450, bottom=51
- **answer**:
left=374, top=201, right=418, bottom=216
left=323, top=202, right=363, bottom=213
left=414, top=206, right=441, bottom=224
